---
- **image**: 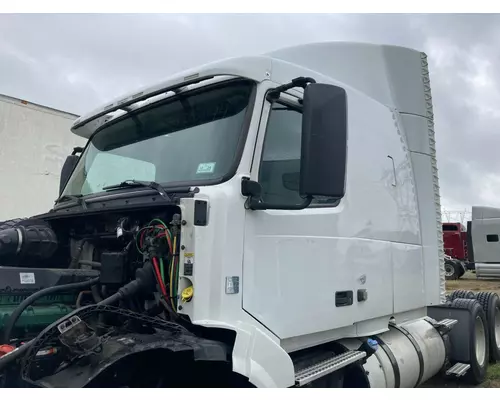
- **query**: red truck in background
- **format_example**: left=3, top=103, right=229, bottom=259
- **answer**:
left=443, top=222, right=468, bottom=260
left=442, top=222, right=472, bottom=280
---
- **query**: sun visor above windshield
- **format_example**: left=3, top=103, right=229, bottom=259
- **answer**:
left=71, top=56, right=273, bottom=139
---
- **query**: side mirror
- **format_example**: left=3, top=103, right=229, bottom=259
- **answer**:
left=59, top=153, right=80, bottom=196
left=300, top=83, right=347, bottom=199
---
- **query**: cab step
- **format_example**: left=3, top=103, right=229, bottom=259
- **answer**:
left=294, top=350, right=366, bottom=386
left=430, top=318, right=458, bottom=334
left=446, top=362, right=470, bottom=377
left=436, top=318, right=458, bottom=329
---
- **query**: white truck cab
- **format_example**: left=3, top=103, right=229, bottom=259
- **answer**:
left=0, top=42, right=496, bottom=388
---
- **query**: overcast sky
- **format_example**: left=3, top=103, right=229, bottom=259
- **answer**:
left=0, top=13, right=499, bottom=215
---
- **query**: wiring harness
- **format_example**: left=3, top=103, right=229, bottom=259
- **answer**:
left=135, top=218, right=180, bottom=313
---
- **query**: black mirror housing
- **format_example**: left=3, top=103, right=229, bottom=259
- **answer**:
left=59, top=155, right=79, bottom=196
left=300, top=83, right=347, bottom=199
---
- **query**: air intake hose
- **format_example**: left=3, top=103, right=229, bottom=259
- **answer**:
left=0, top=221, right=58, bottom=261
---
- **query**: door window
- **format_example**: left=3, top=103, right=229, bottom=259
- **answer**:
left=258, top=101, right=338, bottom=207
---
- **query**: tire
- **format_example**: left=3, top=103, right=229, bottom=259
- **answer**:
left=475, top=292, right=500, bottom=362
left=0, top=218, right=26, bottom=231
left=457, top=262, right=466, bottom=279
left=451, top=298, right=489, bottom=384
left=445, top=260, right=460, bottom=280
left=449, top=290, right=476, bottom=301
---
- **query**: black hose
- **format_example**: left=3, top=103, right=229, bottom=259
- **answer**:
left=98, top=292, right=122, bottom=306
left=91, top=285, right=103, bottom=303
left=2, top=277, right=100, bottom=343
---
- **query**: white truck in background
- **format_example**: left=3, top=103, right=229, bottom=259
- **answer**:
left=0, top=94, right=84, bottom=221
left=467, top=206, right=500, bottom=278
left=0, top=42, right=500, bottom=388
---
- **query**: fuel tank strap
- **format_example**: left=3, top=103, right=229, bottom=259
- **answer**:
left=372, top=335, right=400, bottom=388
left=390, top=323, right=424, bottom=387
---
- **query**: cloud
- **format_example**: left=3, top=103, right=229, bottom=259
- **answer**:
left=1, top=13, right=499, bottom=212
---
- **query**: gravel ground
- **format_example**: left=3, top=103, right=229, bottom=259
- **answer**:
left=421, top=271, right=500, bottom=388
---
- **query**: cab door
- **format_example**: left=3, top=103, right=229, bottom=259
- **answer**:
left=241, top=80, right=397, bottom=341
left=242, top=87, right=357, bottom=340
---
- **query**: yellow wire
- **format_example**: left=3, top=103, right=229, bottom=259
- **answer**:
left=169, top=257, right=174, bottom=300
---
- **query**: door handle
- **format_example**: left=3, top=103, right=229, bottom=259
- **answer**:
left=387, top=155, right=397, bottom=187
left=335, top=291, right=354, bottom=307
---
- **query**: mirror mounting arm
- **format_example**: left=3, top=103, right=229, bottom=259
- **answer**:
left=71, top=146, right=84, bottom=156
left=266, top=77, right=317, bottom=102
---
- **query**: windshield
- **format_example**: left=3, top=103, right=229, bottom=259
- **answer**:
left=62, top=79, right=255, bottom=197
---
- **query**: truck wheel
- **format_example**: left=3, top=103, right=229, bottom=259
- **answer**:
left=475, top=292, right=500, bottom=362
left=449, top=290, right=476, bottom=301
left=445, top=260, right=459, bottom=280
left=457, top=262, right=466, bottom=278
left=0, top=218, right=26, bottom=231
left=451, top=298, right=489, bottom=384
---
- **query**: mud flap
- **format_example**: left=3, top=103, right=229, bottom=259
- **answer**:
left=428, top=304, right=472, bottom=363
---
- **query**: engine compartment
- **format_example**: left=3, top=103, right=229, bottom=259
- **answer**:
left=0, top=206, right=184, bottom=315
left=51, top=207, right=185, bottom=313
left=0, top=206, right=229, bottom=388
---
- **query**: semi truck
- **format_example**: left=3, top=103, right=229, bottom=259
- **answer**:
left=467, top=206, right=500, bottom=279
left=0, top=93, right=84, bottom=221
left=0, top=41, right=499, bottom=388
left=443, top=222, right=470, bottom=280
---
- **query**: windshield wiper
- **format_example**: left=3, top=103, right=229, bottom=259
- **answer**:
left=54, top=194, right=88, bottom=209
left=102, top=180, right=172, bottom=201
